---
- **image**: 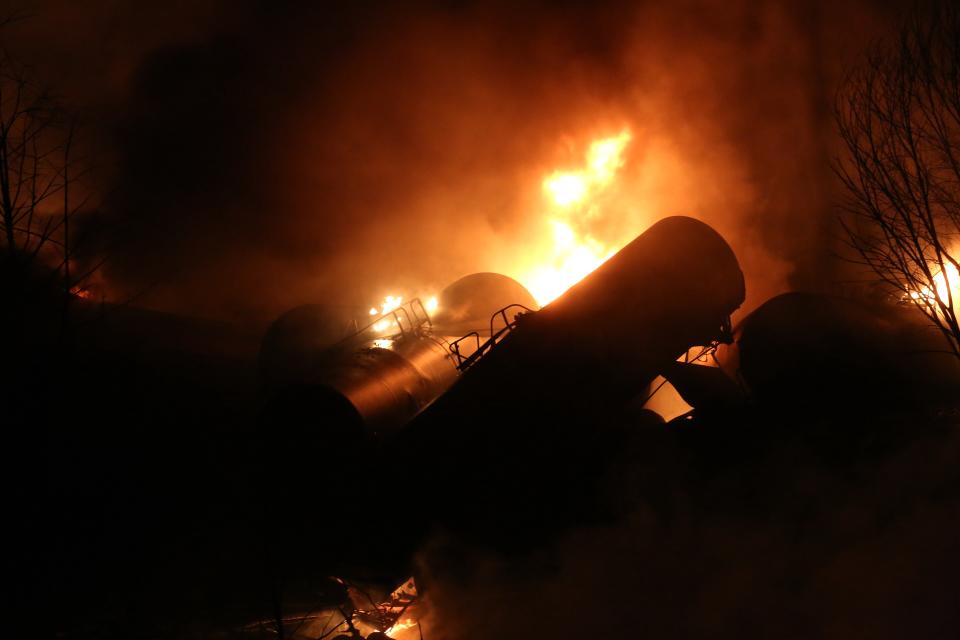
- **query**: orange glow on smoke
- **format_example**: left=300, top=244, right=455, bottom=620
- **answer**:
left=369, top=129, right=636, bottom=318
left=519, top=129, right=633, bottom=305
left=369, top=295, right=405, bottom=333
left=369, top=293, right=441, bottom=334
left=374, top=295, right=404, bottom=315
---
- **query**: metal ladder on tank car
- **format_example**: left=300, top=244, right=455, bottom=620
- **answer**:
left=342, top=297, right=434, bottom=348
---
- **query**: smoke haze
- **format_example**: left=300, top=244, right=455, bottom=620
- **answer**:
left=12, top=4, right=958, bottom=638
left=413, top=421, right=959, bottom=639
left=4, top=0, right=907, bottom=324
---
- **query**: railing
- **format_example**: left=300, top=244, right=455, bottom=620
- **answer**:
left=326, top=298, right=434, bottom=354
left=449, top=303, right=535, bottom=371
left=362, top=297, right=433, bottom=338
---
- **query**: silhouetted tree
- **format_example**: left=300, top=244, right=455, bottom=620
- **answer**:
left=0, top=29, right=93, bottom=305
left=835, top=2, right=960, bottom=359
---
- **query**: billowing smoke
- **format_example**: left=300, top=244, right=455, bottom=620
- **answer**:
left=3, top=0, right=904, bottom=326
left=412, top=420, right=959, bottom=639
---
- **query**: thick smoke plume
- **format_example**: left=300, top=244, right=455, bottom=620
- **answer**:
left=5, top=0, right=903, bottom=325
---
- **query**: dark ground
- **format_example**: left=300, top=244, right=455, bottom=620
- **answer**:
left=9, top=294, right=960, bottom=639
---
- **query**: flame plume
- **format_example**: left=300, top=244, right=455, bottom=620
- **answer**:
left=520, top=129, right=633, bottom=305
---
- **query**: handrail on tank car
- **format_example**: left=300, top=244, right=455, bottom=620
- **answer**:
left=449, top=303, right=536, bottom=372
left=409, top=297, right=433, bottom=329
left=490, top=303, right=535, bottom=339
left=394, top=306, right=415, bottom=336
left=449, top=331, right=481, bottom=369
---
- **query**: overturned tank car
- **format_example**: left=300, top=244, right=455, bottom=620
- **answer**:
left=258, top=273, right=539, bottom=442
left=389, top=215, right=746, bottom=546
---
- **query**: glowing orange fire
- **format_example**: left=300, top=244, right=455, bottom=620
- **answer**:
left=368, top=293, right=440, bottom=335
left=384, top=618, right=420, bottom=638
left=369, top=129, right=635, bottom=322
left=518, top=129, right=633, bottom=305
left=369, top=295, right=405, bottom=333
left=370, top=295, right=404, bottom=317
left=906, top=258, right=960, bottom=316
left=70, top=285, right=92, bottom=299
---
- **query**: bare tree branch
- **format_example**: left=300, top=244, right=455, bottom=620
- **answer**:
left=835, top=2, right=960, bottom=359
left=0, top=24, right=105, bottom=312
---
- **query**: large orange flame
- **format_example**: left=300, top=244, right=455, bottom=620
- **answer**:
left=518, top=129, right=632, bottom=305
left=369, top=129, right=635, bottom=322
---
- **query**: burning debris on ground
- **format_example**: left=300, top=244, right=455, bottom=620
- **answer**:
left=4, top=1, right=959, bottom=639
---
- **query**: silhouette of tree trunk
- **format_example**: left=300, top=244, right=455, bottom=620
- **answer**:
left=835, top=2, right=960, bottom=359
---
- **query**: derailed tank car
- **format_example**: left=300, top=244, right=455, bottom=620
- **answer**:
left=257, top=273, right=539, bottom=583
left=261, top=216, right=745, bottom=576
left=390, top=216, right=746, bottom=546
left=259, top=273, right=539, bottom=443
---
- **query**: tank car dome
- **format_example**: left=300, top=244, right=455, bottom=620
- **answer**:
left=259, top=303, right=361, bottom=387
left=431, top=272, right=538, bottom=334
